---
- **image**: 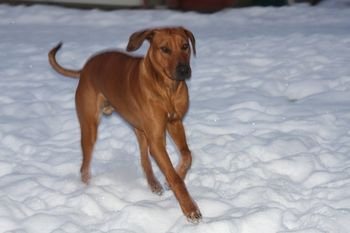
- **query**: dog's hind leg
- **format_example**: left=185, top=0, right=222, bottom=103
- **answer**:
left=75, top=77, right=103, bottom=184
left=135, top=128, right=163, bottom=195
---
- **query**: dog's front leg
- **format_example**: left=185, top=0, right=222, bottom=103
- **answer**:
left=167, top=120, right=192, bottom=181
left=134, top=128, right=163, bottom=195
left=145, top=122, right=201, bottom=222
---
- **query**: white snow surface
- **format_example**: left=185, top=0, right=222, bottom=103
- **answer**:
left=1, top=1, right=350, bottom=232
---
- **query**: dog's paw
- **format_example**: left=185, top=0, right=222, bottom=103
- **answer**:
left=186, top=209, right=202, bottom=224
left=81, top=171, right=91, bottom=185
left=149, top=180, right=163, bottom=196
left=151, top=185, right=164, bottom=196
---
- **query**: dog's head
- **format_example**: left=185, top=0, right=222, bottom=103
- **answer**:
left=127, top=27, right=196, bottom=81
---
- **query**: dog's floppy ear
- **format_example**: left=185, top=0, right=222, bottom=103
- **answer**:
left=127, top=29, right=154, bottom=52
left=182, top=28, right=196, bottom=56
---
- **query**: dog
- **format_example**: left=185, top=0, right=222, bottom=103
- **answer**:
left=48, top=27, right=201, bottom=222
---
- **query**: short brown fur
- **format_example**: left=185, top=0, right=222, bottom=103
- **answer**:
left=48, top=27, right=201, bottom=222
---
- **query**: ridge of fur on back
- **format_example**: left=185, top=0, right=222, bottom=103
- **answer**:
left=48, top=42, right=81, bottom=78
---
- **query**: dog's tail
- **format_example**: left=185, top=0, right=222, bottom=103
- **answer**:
left=48, top=42, right=81, bottom=79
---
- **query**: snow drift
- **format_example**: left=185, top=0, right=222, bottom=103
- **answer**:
left=0, top=1, right=350, bottom=232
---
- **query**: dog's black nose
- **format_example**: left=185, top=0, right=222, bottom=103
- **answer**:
left=176, top=64, right=191, bottom=80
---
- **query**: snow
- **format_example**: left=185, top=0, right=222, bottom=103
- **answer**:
left=1, top=0, right=350, bottom=232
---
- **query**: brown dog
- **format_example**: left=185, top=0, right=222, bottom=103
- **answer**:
left=48, top=27, right=201, bottom=222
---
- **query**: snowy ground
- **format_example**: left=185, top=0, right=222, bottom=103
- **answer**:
left=1, top=1, right=350, bottom=232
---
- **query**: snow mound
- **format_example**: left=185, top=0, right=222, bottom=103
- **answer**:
left=1, top=1, right=350, bottom=232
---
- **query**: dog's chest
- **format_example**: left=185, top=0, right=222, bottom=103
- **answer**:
left=159, top=84, right=187, bottom=122
left=164, top=95, right=180, bottom=122
left=167, top=111, right=178, bottom=122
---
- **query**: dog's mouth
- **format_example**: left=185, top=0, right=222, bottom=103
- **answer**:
left=175, top=63, right=191, bottom=81
left=166, top=64, right=191, bottom=81
left=163, top=64, right=191, bottom=81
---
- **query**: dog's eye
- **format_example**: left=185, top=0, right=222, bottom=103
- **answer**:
left=182, top=43, right=189, bottom=50
left=161, top=46, right=171, bottom=54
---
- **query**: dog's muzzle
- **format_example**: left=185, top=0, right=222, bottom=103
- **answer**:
left=176, top=64, right=191, bottom=81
